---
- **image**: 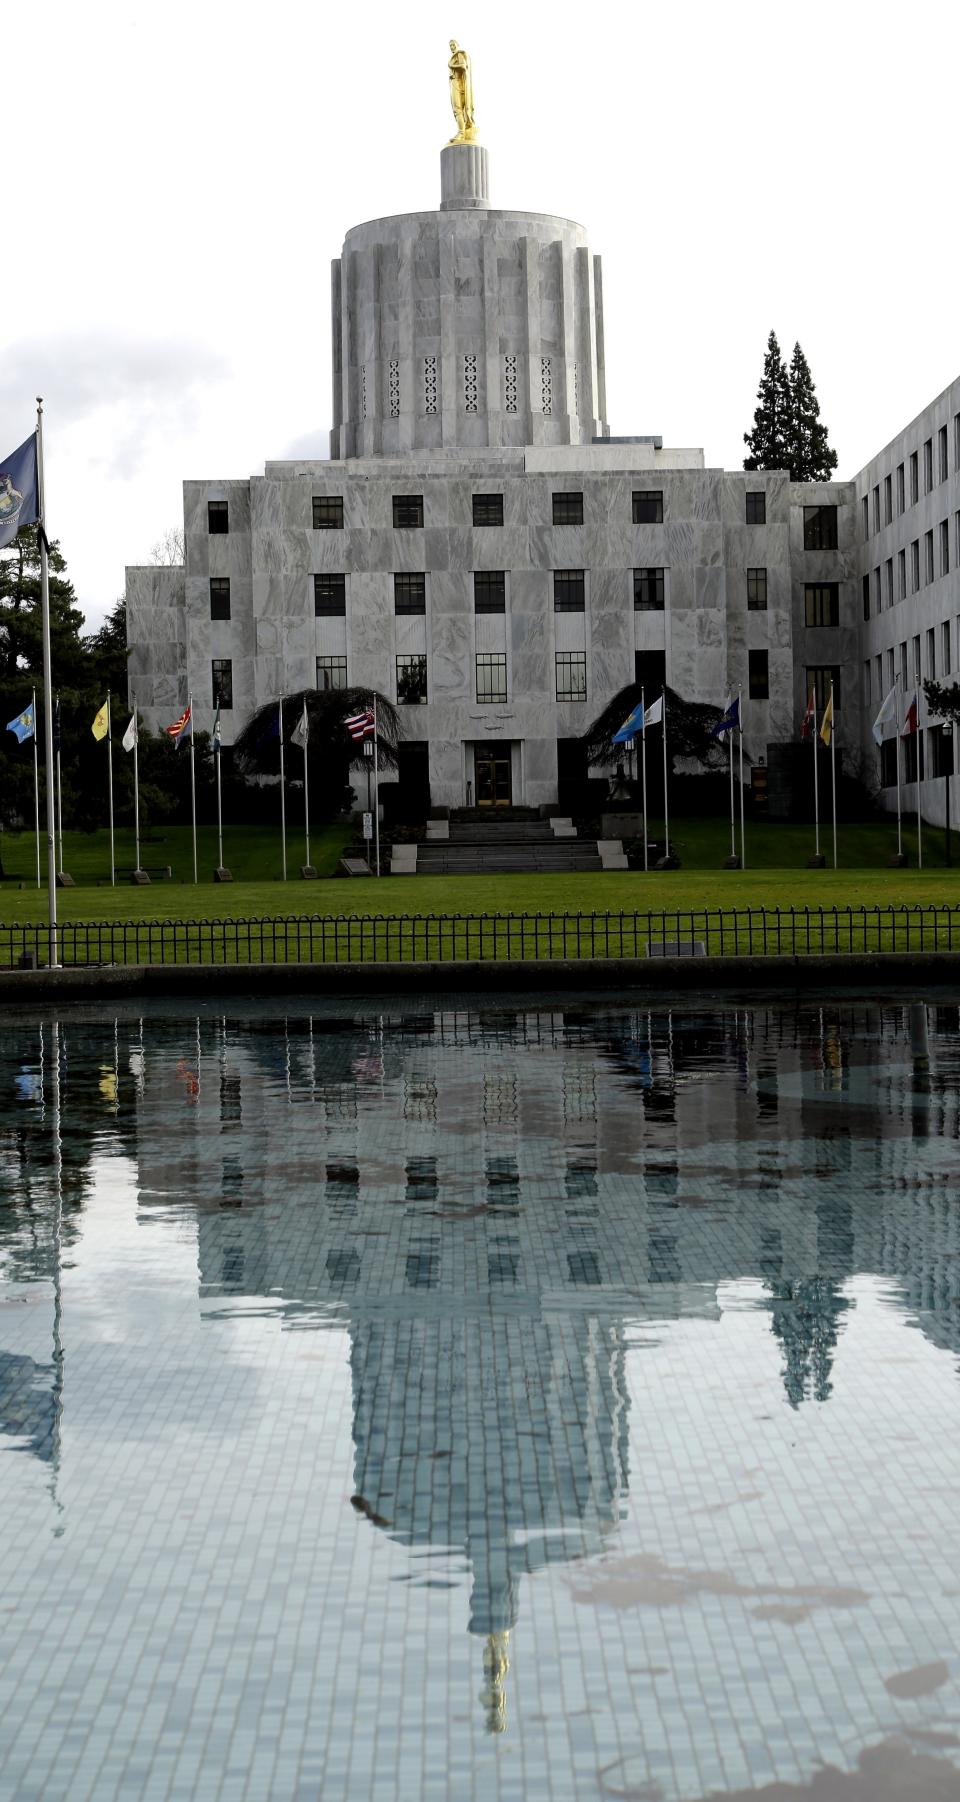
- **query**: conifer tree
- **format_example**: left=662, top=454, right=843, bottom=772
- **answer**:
left=743, top=329, right=792, bottom=472
left=787, top=341, right=838, bottom=483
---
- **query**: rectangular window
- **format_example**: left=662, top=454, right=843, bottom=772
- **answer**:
left=633, top=567, right=665, bottom=611
left=880, top=738, right=898, bottom=788
left=207, top=500, right=228, bottom=534
left=804, top=583, right=840, bottom=627
left=393, top=493, right=424, bottom=528
left=939, top=424, right=949, bottom=482
left=872, top=485, right=880, bottom=533
left=312, top=495, right=344, bottom=529
left=474, top=571, right=506, bottom=612
left=884, top=473, right=892, bottom=524
left=943, top=621, right=951, bottom=676
left=209, top=576, right=231, bottom=621
left=745, top=491, right=766, bottom=525
left=553, top=569, right=585, bottom=611
left=925, top=529, right=935, bottom=584
left=317, top=655, right=347, bottom=691
left=632, top=489, right=663, bottom=524
left=926, top=627, right=936, bottom=679
left=910, top=450, right=919, bottom=503
left=805, top=665, right=840, bottom=712
left=898, top=547, right=906, bottom=599
left=748, top=649, right=769, bottom=699
left=863, top=660, right=871, bottom=707
left=862, top=573, right=870, bottom=621
left=911, top=539, right=920, bottom=592
left=476, top=651, right=507, bottom=704
left=913, top=634, right=921, bottom=681
left=747, top=567, right=768, bottom=610
left=875, top=653, right=883, bottom=697
left=861, top=495, right=869, bottom=539
left=394, top=572, right=426, bottom=614
left=885, top=559, right=893, bottom=609
left=552, top=491, right=583, bottom=525
left=924, top=438, right=933, bottom=493
left=900, top=641, right=908, bottom=688
left=896, top=463, right=905, bottom=514
left=803, top=504, right=838, bottom=549
left=932, top=727, right=954, bottom=780
left=957, top=513, right=960, bottom=566
left=940, top=519, right=950, bottom=576
left=396, top=654, right=427, bottom=703
left=472, top=493, right=504, bottom=527
left=956, top=415, right=960, bottom=472
left=873, top=567, right=882, bottom=615
left=314, top=573, right=346, bottom=616
left=212, top=658, right=233, bottom=709
left=886, top=648, right=895, bottom=690
left=556, top=651, right=587, bottom=702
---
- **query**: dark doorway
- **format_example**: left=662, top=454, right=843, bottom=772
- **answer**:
left=393, top=740, right=430, bottom=821
left=475, top=745, right=512, bottom=807
left=635, top=650, right=666, bottom=696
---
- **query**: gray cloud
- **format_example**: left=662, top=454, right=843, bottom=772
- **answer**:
left=280, top=427, right=331, bottom=461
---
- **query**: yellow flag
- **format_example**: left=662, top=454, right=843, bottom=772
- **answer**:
left=91, top=700, right=109, bottom=741
left=819, top=692, right=834, bottom=747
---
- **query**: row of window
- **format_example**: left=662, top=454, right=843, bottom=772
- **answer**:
left=208, top=571, right=845, bottom=622
left=206, top=495, right=841, bottom=538
left=862, top=514, right=958, bottom=618
left=863, top=416, right=960, bottom=540
left=864, top=616, right=960, bottom=708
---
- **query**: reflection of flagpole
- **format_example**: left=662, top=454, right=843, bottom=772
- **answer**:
left=279, top=696, right=287, bottom=881
left=50, top=1019, right=65, bottom=1529
left=32, top=685, right=40, bottom=888
left=640, top=687, right=649, bottom=871
left=738, top=689, right=746, bottom=869
left=373, top=696, right=380, bottom=879
left=36, top=401, right=59, bottom=964
left=188, top=691, right=198, bottom=884
left=107, top=693, right=115, bottom=886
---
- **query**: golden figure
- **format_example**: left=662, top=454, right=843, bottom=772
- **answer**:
left=480, top=1631, right=510, bottom=1734
left=448, top=40, right=478, bottom=144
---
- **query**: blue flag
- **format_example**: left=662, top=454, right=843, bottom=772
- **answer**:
left=7, top=701, right=35, bottom=744
left=710, top=695, right=741, bottom=738
left=612, top=700, right=645, bottom=745
left=0, top=435, right=39, bottom=550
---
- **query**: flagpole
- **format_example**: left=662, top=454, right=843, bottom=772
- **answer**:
left=55, top=696, right=63, bottom=877
left=728, top=703, right=735, bottom=861
left=216, top=728, right=224, bottom=872
left=35, top=401, right=59, bottom=965
left=812, top=694, right=820, bottom=859
left=917, top=693, right=923, bottom=870
left=661, top=688, right=670, bottom=862
left=132, top=705, right=141, bottom=876
left=107, top=693, right=115, bottom=886
left=279, top=696, right=287, bottom=881
left=829, top=678, right=837, bottom=869
left=32, top=686, right=40, bottom=889
left=302, top=710, right=311, bottom=872
left=738, top=689, right=746, bottom=869
left=894, top=679, right=903, bottom=858
left=640, top=686, right=649, bottom=872
left=188, top=691, right=197, bottom=884
left=372, top=696, right=380, bottom=879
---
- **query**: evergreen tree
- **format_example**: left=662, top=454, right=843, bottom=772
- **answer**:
left=787, top=342, right=838, bottom=483
left=743, top=329, right=792, bottom=473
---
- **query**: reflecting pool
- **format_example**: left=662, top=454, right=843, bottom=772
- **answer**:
left=2, top=994, right=960, bottom=1801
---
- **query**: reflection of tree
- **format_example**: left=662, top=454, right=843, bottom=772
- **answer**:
left=765, top=1277, right=852, bottom=1407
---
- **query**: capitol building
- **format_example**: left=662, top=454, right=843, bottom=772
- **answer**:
left=125, top=49, right=960, bottom=825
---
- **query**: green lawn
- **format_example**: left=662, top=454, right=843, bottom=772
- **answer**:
left=0, top=817, right=958, bottom=926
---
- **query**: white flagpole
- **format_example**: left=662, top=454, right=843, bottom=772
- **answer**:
left=829, top=679, right=837, bottom=869
left=216, top=728, right=224, bottom=872
left=812, top=693, right=820, bottom=859
left=661, top=687, right=670, bottom=861
left=894, top=678, right=903, bottom=858
left=132, top=707, right=141, bottom=875
left=35, top=402, right=58, bottom=963
left=373, top=696, right=381, bottom=878
left=727, top=702, right=735, bottom=861
left=302, top=707, right=311, bottom=872
left=31, top=686, right=40, bottom=889
left=738, top=689, right=746, bottom=869
left=107, top=693, right=115, bottom=886
left=279, top=696, right=287, bottom=880
left=640, top=686, right=649, bottom=871
left=188, top=691, right=198, bottom=884
left=916, top=692, right=923, bottom=869
left=55, top=696, right=63, bottom=877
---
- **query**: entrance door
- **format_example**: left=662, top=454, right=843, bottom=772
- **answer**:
left=475, top=745, right=512, bottom=807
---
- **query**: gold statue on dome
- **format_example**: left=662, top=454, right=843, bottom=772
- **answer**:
left=448, top=40, right=479, bottom=143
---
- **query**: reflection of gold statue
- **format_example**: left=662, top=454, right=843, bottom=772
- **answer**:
left=480, top=1631, right=510, bottom=1734
left=448, top=40, right=478, bottom=143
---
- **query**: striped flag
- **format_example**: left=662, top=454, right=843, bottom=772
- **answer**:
left=344, top=707, right=376, bottom=740
left=165, top=704, right=192, bottom=747
left=901, top=689, right=920, bottom=736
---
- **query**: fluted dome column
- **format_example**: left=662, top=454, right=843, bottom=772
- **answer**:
left=440, top=142, right=490, bottom=210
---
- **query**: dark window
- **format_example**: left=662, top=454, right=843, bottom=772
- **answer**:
left=476, top=652, right=507, bottom=704
left=556, top=652, right=587, bottom=702
left=903, top=732, right=924, bottom=784
left=474, top=571, right=506, bottom=612
left=943, top=426, right=952, bottom=483
left=393, top=494, right=424, bottom=528
left=317, top=656, right=347, bottom=691
left=803, top=505, right=838, bottom=549
left=212, top=658, right=233, bottom=709
left=553, top=569, right=585, bottom=611
left=872, top=486, right=880, bottom=533
left=314, top=574, right=346, bottom=616
left=635, top=650, right=666, bottom=694
left=911, top=539, right=920, bottom=591
left=896, top=463, right=905, bottom=513
left=632, top=490, right=663, bottom=524
left=805, top=583, right=839, bottom=627
left=898, top=548, right=906, bottom=598
left=932, top=725, right=954, bottom=778
left=207, top=500, right=228, bottom=534
left=884, top=473, right=892, bottom=524
left=862, top=573, right=870, bottom=621
left=473, top=493, right=504, bottom=527
left=312, top=495, right=344, bottom=530
left=397, top=654, right=427, bottom=703
left=885, top=559, right=893, bottom=608
left=633, top=567, right=665, bottom=611
left=745, top=491, right=766, bottom=525
left=925, top=530, right=935, bottom=584
left=209, top=577, right=231, bottom=621
left=552, top=491, right=584, bottom=525
left=880, top=738, right=898, bottom=788
left=394, top=572, right=426, bottom=614
left=924, top=438, right=933, bottom=493
left=910, top=450, right=919, bottom=503
left=861, top=495, right=869, bottom=539
left=805, top=665, right=840, bottom=712
left=748, top=649, right=769, bottom=699
left=941, top=519, right=950, bottom=576
left=747, top=568, right=768, bottom=610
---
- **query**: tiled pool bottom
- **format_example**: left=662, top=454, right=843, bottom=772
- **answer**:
left=2, top=998, right=960, bottom=1801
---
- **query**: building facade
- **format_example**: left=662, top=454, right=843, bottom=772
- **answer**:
left=125, top=131, right=959, bottom=823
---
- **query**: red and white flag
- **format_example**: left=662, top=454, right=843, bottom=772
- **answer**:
left=900, top=689, right=920, bottom=736
left=800, top=692, right=816, bottom=739
left=344, top=707, right=376, bottom=740
left=165, top=704, right=192, bottom=747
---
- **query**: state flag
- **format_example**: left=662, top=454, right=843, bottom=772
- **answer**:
left=291, top=701, right=309, bottom=750
left=612, top=700, right=644, bottom=745
left=710, top=695, right=741, bottom=739
left=91, top=700, right=110, bottom=741
left=122, top=713, right=137, bottom=753
left=212, top=705, right=222, bottom=755
left=642, top=694, right=664, bottom=729
left=6, top=701, right=35, bottom=744
left=872, top=684, right=898, bottom=746
left=0, top=435, right=39, bottom=550
left=819, top=691, right=835, bottom=747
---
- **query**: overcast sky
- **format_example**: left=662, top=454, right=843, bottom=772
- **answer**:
left=5, top=0, right=957, bottom=630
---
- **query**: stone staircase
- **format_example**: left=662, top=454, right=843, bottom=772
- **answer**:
left=390, top=809, right=627, bottom=876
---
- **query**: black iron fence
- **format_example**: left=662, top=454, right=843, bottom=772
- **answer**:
left=2, top=906, right=960, bottom=969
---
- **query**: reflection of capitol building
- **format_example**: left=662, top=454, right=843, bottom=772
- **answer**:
left=122, top=1000, right=960, bottom=1725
